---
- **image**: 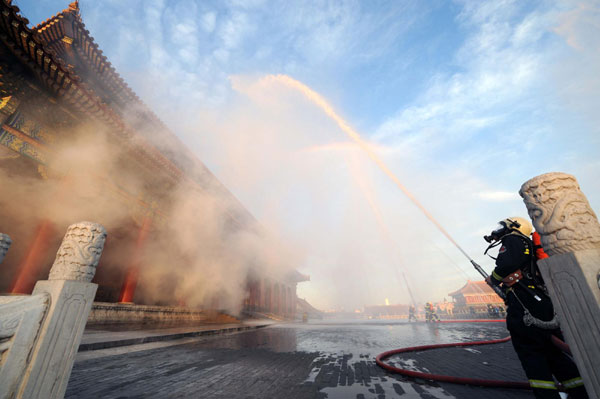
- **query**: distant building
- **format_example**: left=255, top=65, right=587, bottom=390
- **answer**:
left=448, top=280, right=504, bottom=315
left=434, top=299, right=454, bottom=315
left=364, top=304, right=409, bottom=319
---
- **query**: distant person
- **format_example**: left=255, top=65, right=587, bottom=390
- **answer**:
left=498, top=306, right=506, bottom=318
left=408, top=305, right=417, bottom=322
left=484, top=217, right=588, bottom=398
left=492, top=306, right=500, bottom=318
left=430, top=304, right=440, bottom=322
left=424, top=302, right=439, bottom=323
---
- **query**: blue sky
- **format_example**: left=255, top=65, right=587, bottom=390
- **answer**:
left=15, top=0, right=600, bottom=310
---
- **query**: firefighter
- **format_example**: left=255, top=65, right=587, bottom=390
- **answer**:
left=424, top=302, right=439, bottom=322
left=408, top=305, right=417, bottom=322
left=430, top=303, right=440, bottom=322
left=484, top=217, right=588, bottom=399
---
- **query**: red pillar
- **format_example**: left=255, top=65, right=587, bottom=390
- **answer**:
left=249, top=281, right=256, bottom=310
left=10, top=219, right=56, bottom=294
left=249, top=281, right=255, bottom=309
left=275, top=284, right=280, bottom=314
left=118, top=216, right=152, bottom=303
left=265, top=280, right=271, bottom=312
left=255, top=282, right=260, bottom=309
left=9, top=176, right=77, bottom=294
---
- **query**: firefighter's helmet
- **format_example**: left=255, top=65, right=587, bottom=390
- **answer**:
left=502, top=216, right=533, bottom=237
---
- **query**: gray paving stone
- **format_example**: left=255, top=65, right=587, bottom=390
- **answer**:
left=66, top=322, right=538, bottom=398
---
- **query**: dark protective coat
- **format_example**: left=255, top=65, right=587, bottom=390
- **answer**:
left=490, top=233, right=587, bottom=399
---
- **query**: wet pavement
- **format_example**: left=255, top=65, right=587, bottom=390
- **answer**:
left=66, top=320, right=536, bottom=398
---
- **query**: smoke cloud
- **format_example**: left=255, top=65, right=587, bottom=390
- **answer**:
left=0, top=117, right=297, bottom=314
left=182, top=74, right=488, bottom=311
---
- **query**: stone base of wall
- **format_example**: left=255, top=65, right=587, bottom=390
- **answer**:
left=87, top=302, right=238, bottom=325
left=243, top=309, right=293, bottom=321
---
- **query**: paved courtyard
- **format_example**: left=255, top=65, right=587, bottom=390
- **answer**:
left=66, top=321, right=536, bottom=398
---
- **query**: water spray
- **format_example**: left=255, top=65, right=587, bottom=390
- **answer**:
left=345, top=154, right=419, bottom=306
left=401, top=271, right=418, bottom=306
left=267, top=74, right=498, bottom=294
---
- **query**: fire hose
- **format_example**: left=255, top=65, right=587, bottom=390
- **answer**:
left=376, top=335, right=530, bottom=389
left=375, top=325, right=571, bottom=390
left=376, top=259, right=573, bottom=390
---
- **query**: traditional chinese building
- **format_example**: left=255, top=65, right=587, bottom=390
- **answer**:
left=364, top=304, right=409, bottom=319
left=0, top=0, right=306, bottom=320
left=433, top=298, right=454, bottom=315
left=448, top=280, right=504, bottom=315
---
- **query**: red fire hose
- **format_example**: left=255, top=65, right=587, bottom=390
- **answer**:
left=438, top=319, right=504, bottom=323
left=376, top=335, right=531, bottom=389
left=376, top=330, right=572, bottom=390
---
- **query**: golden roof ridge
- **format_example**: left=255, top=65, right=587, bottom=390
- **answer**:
left=33, top=0, right=79, bottom=30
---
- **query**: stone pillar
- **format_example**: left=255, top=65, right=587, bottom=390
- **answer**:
left=520, top=172, right=600, bottom=397
left=10, top=220, right=56, bottom=294
left=0, top=222, right=107, bottom=399
left=119, top=216, right=152, bottom=303
left=0, top=232, right=11, bottom=264
left=21, top=222, right=106, bottom=399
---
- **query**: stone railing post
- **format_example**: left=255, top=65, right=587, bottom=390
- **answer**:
left=520, top=172, right=600, bottom=397
left=0, top=233, right=11, bottom=264
left=18, top=221, right=106, bottom=399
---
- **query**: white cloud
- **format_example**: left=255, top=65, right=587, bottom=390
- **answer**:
left=551, top=1, right=600, bottom=133
left=375, top=2, right=552, bottom=151
left=201, top=11, right=217, bottom=33
left=218, top=12, right=252, bottom=49
left=477, top=191, right=520, bottom=202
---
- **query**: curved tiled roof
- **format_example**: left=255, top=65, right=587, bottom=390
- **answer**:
left=0, top=0, right=186, bottom=180
left=448, top=280, right=496, bottom=297
left=34, top=1, right=143, bottom=111
left=0, top=0, right=259, bottom=229
left=28, top=1, right=250, bottom=206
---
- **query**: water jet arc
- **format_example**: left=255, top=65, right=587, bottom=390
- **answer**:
left=267, top=74, right=473, bottom=262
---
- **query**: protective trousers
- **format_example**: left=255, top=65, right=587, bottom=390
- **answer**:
left=509, top=321, right=588, bottom=399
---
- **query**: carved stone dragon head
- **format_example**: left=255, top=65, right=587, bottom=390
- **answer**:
left=520, top=172, right=600, bottom=256
left=48, top=222, right=107, bottom=282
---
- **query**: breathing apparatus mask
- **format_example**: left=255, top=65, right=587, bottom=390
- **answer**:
left=483, top=217, right=532, bottom=258
left=484, top=217, right=532, bottom=242
left=483, top=222, right=513, bottom=243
